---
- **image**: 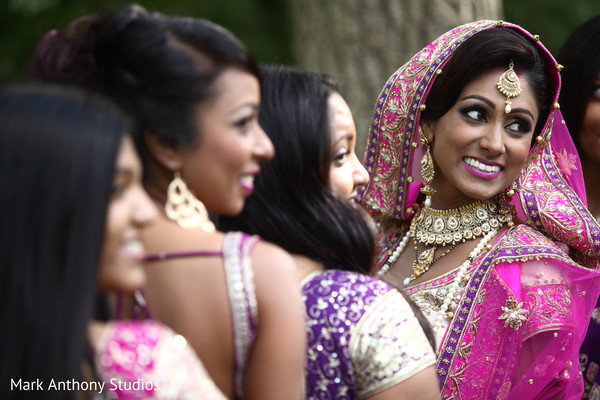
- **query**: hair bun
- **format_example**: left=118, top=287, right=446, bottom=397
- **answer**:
left=31, top=17, right=99, bottom=90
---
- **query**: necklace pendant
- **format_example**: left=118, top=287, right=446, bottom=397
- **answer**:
left=403, top=276, right=413, bottom=287
left=413, top=246, right=435, bottom=277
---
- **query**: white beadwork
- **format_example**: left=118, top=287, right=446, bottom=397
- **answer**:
left=433, top=228, right=498, bottom=331
left=377, top=231, right=411, bottom=278
left=424, top=195, right=432, bottom=207
left=377, top=204, right=512, bottom=334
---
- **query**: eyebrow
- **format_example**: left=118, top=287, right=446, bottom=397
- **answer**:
left=114, top=167, right=134, bottom=178
left=333, top=133, right=353, bottom=145
left=461, top=95, right=535, bottom=119
left=231, top=102, right=259, bottom=114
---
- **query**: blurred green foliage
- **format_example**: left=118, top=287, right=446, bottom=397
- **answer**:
left=0, top=0, right=598, bottom=80
left=504, top=0, right=599, bottom=55
left=0, top=0, right=292, bottom=80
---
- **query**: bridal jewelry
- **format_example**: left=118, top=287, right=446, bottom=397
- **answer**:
left=165, top=171, right=215, bottom=231
left=433, top=227, right=499, bottom=330
left=410, top=241, right=457, bottom=285
left=407, top=195, right=512, bottom=285
left=419, top=126, right=435, bottom=207
left=377, top=230, right=411, bottom=278
left=378, top=194, right=514, bottom=288
left=411, top=195, right=513, bottom=248
left=497, top=61, right=523, bottom=113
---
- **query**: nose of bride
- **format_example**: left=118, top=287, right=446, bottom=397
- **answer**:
left=480, top=124, right=505, bottom=155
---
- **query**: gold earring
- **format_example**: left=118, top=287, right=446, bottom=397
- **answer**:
left=165, top=172, right=215, bottom=231
left=419, top=126, right=436, bottom=207
left=497, top=61, right=523, bottom=114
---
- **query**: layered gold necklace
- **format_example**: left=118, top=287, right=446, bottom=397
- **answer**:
left=407, top=194, right=514, bottom=283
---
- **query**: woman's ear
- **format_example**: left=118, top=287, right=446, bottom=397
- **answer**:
left=143, top=130, right=182, bottom=171
left=421, top=121, right=435, bottom=144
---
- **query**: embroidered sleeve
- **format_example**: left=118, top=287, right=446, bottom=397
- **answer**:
left=520, top=258, right=574, bottom=339
left=96, top=321, right=226, bottom=399
left=349, top=290, right=436, bottom=398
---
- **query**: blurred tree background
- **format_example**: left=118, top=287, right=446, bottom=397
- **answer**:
left=0, top=0, right=293, bottom=79
left=1, top=0, right=598, bottom=148
left=2, top=0, right=598, bottom=80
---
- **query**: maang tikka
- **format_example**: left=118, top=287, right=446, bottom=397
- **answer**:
left=419, top=126, right=435, bottom=207
left=497, top=61, right=522, bottom=113
left=165, top=171, right=215, bottom=231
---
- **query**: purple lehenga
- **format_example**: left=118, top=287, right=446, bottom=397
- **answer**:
left=358, top=20, right=600, bottom=400
left=302, top=269, right=436, bottom=399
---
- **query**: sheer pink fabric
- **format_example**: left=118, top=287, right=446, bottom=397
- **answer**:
left=359, top=20, right=600, bottom=399
left=435, top=225, right=599, bottom=399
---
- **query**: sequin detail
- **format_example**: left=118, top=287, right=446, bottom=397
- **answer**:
left=303, top=270, right=435, bottom=399
left=223, top=231, right=260, bottom=399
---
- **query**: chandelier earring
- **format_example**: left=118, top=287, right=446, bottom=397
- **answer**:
left=419, top=126, right=436, bottom=207
left=165, top=171, right=215, bottom=231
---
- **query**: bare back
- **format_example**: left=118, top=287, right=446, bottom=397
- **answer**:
left=141, top=216, right=305, bottom=399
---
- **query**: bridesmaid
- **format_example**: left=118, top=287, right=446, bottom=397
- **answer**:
left=0, top=83, right=225, bottom=399
left=219, top=64, right=439, bottom=400
left=31, top=6, right=306, bottom=399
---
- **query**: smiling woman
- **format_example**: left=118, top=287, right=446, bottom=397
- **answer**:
left=219, top=64, right=440, bottom=400
left=327, top=90, right=370, bottom=200
left=96, top=136, right=153, bottom=294
left=0, top=83, right=227, bottom=400
left=360, top=20, right=600, bottom=399
left=0, top=83, right=133, bottom=400
left=31, top=5, right=306, bottom=400
left=421, top=69, right=538, bottom=205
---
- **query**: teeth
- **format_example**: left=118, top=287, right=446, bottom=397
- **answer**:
left=121, top=240, right=145, bottom=257
left=464, top=157, right=501, bottom=173
left=240, top=175, right=254, bottom=185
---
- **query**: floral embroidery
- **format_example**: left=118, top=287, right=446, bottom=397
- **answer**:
left=96, top=321, right=226, bottom=399
left=555, top=148, right=578, bottom=177
left=359, top=15, right=600, bottom=399
left=498, top=299, right=529, bottom=330
left=303, top=270, right=435, bottom=398
left=524, top=285, right=571, bottom=337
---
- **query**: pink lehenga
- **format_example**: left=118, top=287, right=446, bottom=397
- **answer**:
left=358, top=20, right=600, bottom=399
left=107, top=231, right=261, bottom=399
left=95, top=320, right=226, bottom=399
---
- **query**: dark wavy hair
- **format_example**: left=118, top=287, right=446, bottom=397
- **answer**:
left=423, top=27, right=554, bottom=138
left=0, top=83, right=130, bottom=400
left=31, top=4, right=260, bottom=154
left=558, top=15, right=600, bottom=150
left=218, top=64, right=375, bottom=274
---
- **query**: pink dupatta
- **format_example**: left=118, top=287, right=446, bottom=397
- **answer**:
left=359, top=20, right=600, bottom=399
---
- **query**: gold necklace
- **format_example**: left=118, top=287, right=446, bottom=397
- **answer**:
left=411, top=242, right=456, bottom=279
left=408, top=195, right=513, bottom=283
left=411, top=195, right=513, bottom=247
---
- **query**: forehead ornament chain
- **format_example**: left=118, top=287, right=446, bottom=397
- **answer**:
left=497, top=61, right=522, bottom=113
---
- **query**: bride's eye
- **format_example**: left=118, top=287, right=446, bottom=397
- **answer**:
left=461, top=106, right=487, bottom=122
